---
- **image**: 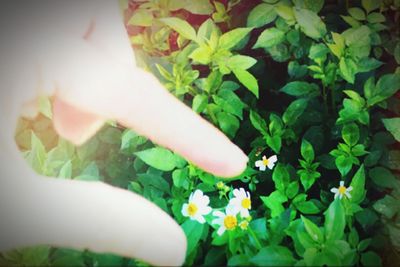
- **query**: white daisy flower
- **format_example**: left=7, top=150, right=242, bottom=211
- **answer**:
left=181, top=189, right=212, bottom=223
left=330, top=181, right=353, bottom=199
left=228, top=188, right=251, bottom=218
left=255, top=155, right=277, bottom=171
left=212, top=205, right=238, bottom=236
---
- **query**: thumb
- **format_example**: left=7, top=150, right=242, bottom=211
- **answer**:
left=0, top=154, right=186, bottom=266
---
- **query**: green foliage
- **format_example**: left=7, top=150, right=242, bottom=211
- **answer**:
left=8, top=0, right=400, bottom=266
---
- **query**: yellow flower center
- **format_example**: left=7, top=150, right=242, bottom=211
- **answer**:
left=239, top=220, right=249, bottom=230
left=241, top=198, right=251, bottom=209
left=338, top=186, right=347, bottom=195
left=262, top=158, right=269, bottom=166
left=224, top=215, right=237, bottom=230
left=187, top=203, right=198, bottom=216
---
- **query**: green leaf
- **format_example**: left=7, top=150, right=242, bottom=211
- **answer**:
left=120, top=130, right=146, bottom=151
left=362, top=0, right=381, bottom=13
left=192, top=94, right=208, bottom=113
left=274, top=4, right=295, bottom=22
left=324, top=199, right=346, bottom=241
left=216, top=112, right=240, bottom=138
left=348, top=7, right=366, bottom=20
left=296, top=200, right=321, bottom=214
left=367, top=74, right=400, bottom=106
left=172, top=168, right=189, bottom=189
left=293, top=0, right=324, bottom=13
left=250, top=246, right=295, bottom=266
left=58, top=160, right=72, bottom=179
left=247, top=3, right=277, bottom=28
left=261, top=191, right=288, bottom=217
left=282, top=98, right=308, bottom=126
left=232, top=69, right=259, bottom=97
left=350, top=165, right=366, bottom=204
left=280, top=81, right=319, bottom=97
left=253, top=28, right=285, bottom=49
left=219, top=28, right=253, bottom=51
left=181, top=220, right=205, bottom=256
left=382, top=118, right=400, bottom=142
left=250, top=110, right=268, bottom=135
left=135, top=147, right=177, bottom=171
left=189, top=45, right=212, bottom=64
left=227, top=55, right=257, bottom=71
left=335, top=155, right=353, bottom=176
left=342, top=123, right=359, bottom=146
left=369, top=166, right=398, bottom=189
left=272, top=163, right=290, bottom=193
left=373, top=195, right=399, bottom=218
left=367, top=12, right=385, bottom=23
left=215, top=89, right=245, bottom=119
left=361, top=251, right=382, bottom=267
left=339, top=57, right=358, bottom=84
left=25, top=131, right=47, bottom=173
left=286, top=181, right=299, bottom=199
left=182, top=0, right=214, bottom=15
left=137, top=173, right=170, bottom=195
left=301, top=215, right=323, bottom=243
left=159, top=17, right=197, bottom=41
left=293, top=8, right=327, bottom=39
left=301, top=139, right=315, bottom=162
left=357, top=57, right=383, bottom=73
left=128, top=9, right=153, bottom=26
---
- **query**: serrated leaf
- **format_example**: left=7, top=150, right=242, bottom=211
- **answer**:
left=282, top=98, right=308, bottom=125
left=135, top=147, right=177, bottom=171
left=294, top=8, right=327, bottom=39
left=159, top=17, right=197, bottom=41
left=232, top=69, right=259, bottom=98
left=219, top=28, right=253, bottom=51
left=247, top=3, right=277, bottom=28
left=382, top=118, right=400, bottom=142
left=253, top=28, right=285, bottom=49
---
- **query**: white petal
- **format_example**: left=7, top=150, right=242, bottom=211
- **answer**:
left=267, top=161, right=275, bottom=169
left=255, top=160, right=263, bottom=167
left=240, top=209, right=250, bottom=218
left=239, top=188, right=246, bottom=198
left=233, top=188, right=240, bottom=197
left=268, top=155, right=278, bottom=163
left=200, top=206, right=212, bottom=216
left=226, top=204, right=238, bottom=216
left=345, top=191, right=352, bottom=198
left=197, top=194, right=210, bottom=208
left=212, top=217, right=223, bottom=226
left=340, top=181, right=344, bottom=187
left=181, top=203, right=189, bottom=217
left=259, top=165, right=266, bottom=171
left=334, top=192, right=339, bottom=199
left=339, top=194, right=343, bottom=199
left=188, top=192, right=194, bottom=202
left=330, top=188, right=338, bottom=193
left=217, top=226, right=226, bottom=236
left=347, top=186, right=353, bottom=192
left=213, top=210, right=225, bottom=218
left=245, top=190, right=251, bottom=199
left=262, top=155, right=267, bottom=160
left=195, top=214, right=205, bottom=224
left=192, top=189, right=203, bottom=203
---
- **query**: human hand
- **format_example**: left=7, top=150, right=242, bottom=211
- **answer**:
left=0, top=1, right=248, bottom=266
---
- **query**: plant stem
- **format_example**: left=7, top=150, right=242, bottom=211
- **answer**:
left=330, top=85, right=337, bottom=114
left=322, top=83, right=328, bottom=113
left=248, top=226, right=262, bottom=250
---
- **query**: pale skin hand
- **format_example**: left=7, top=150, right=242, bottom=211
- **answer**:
left=0, top=1, right=248, bottom=266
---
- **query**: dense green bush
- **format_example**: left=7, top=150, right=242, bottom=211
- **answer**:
left=2, top=0, right=400, bottom=266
